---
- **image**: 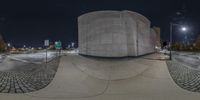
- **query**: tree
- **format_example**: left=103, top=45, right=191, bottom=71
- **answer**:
left=0, top=34, right=6, bottom=52
left=195, top=35, right=200, bottom=50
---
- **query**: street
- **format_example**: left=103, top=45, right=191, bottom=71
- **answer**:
left=173, top=52, right=200, bottom=69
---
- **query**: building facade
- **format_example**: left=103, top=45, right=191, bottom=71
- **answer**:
left=78, top=10, right=157, bottom=57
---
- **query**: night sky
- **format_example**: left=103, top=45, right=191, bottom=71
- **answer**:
left=0, top=0, right=200, bottom=47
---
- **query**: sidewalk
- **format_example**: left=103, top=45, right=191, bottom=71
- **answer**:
left=1, top=53, right=200, bottom=100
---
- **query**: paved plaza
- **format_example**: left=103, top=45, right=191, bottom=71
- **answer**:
left=0, top=54, right=60, bottom=93
left=0, top=53, right=200, bottom=100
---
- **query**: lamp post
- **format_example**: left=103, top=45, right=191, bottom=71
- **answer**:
left=7, top=43, right=11, bottom=54
left=169, top=23, right=188, bottom=60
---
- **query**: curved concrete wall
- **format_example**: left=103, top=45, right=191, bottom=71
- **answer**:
left=78, top=10, right=155, bottom=57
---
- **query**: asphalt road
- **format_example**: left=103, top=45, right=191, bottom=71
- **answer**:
left=173, top=52, right=200, bottom=69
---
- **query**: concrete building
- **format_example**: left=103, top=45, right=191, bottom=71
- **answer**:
left=78, top=10, right=156, bottom=57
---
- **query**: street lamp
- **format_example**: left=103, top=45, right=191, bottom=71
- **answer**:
left=7, top=43, right=11, bottom=47
left=169, top=23, right=188, bottom=60
left=7, top=43, right=11, bottom=53
left=181, top=27, right=187, bottom=32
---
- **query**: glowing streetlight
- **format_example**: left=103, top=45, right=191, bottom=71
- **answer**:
left=71, top=42, right=75, bottom=48
left=7, top=43, right=11, bottom=47
left=181, top=27, right=187, bottom=32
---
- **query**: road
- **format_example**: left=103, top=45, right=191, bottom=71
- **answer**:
left=173, top=52, right=200, bottom=69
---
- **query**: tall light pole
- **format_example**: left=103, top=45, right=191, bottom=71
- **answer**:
left=169, top=23, right=188, bottom=60
left=7, top=43, right=11, bottom=54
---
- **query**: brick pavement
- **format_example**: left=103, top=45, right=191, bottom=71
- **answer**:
left=167, top=60, right=200, bottom=92
left=0, top=57, right=60, bottom=93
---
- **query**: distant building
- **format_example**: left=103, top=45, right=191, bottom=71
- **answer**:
left=78, top=10, right=157, bottom=57
left=151, top=26, right=161, bottom=48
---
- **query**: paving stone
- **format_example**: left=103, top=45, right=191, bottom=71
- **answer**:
left=167, top=60, right=200, bottom=92
left=0, top=57, right=60, bottom=93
